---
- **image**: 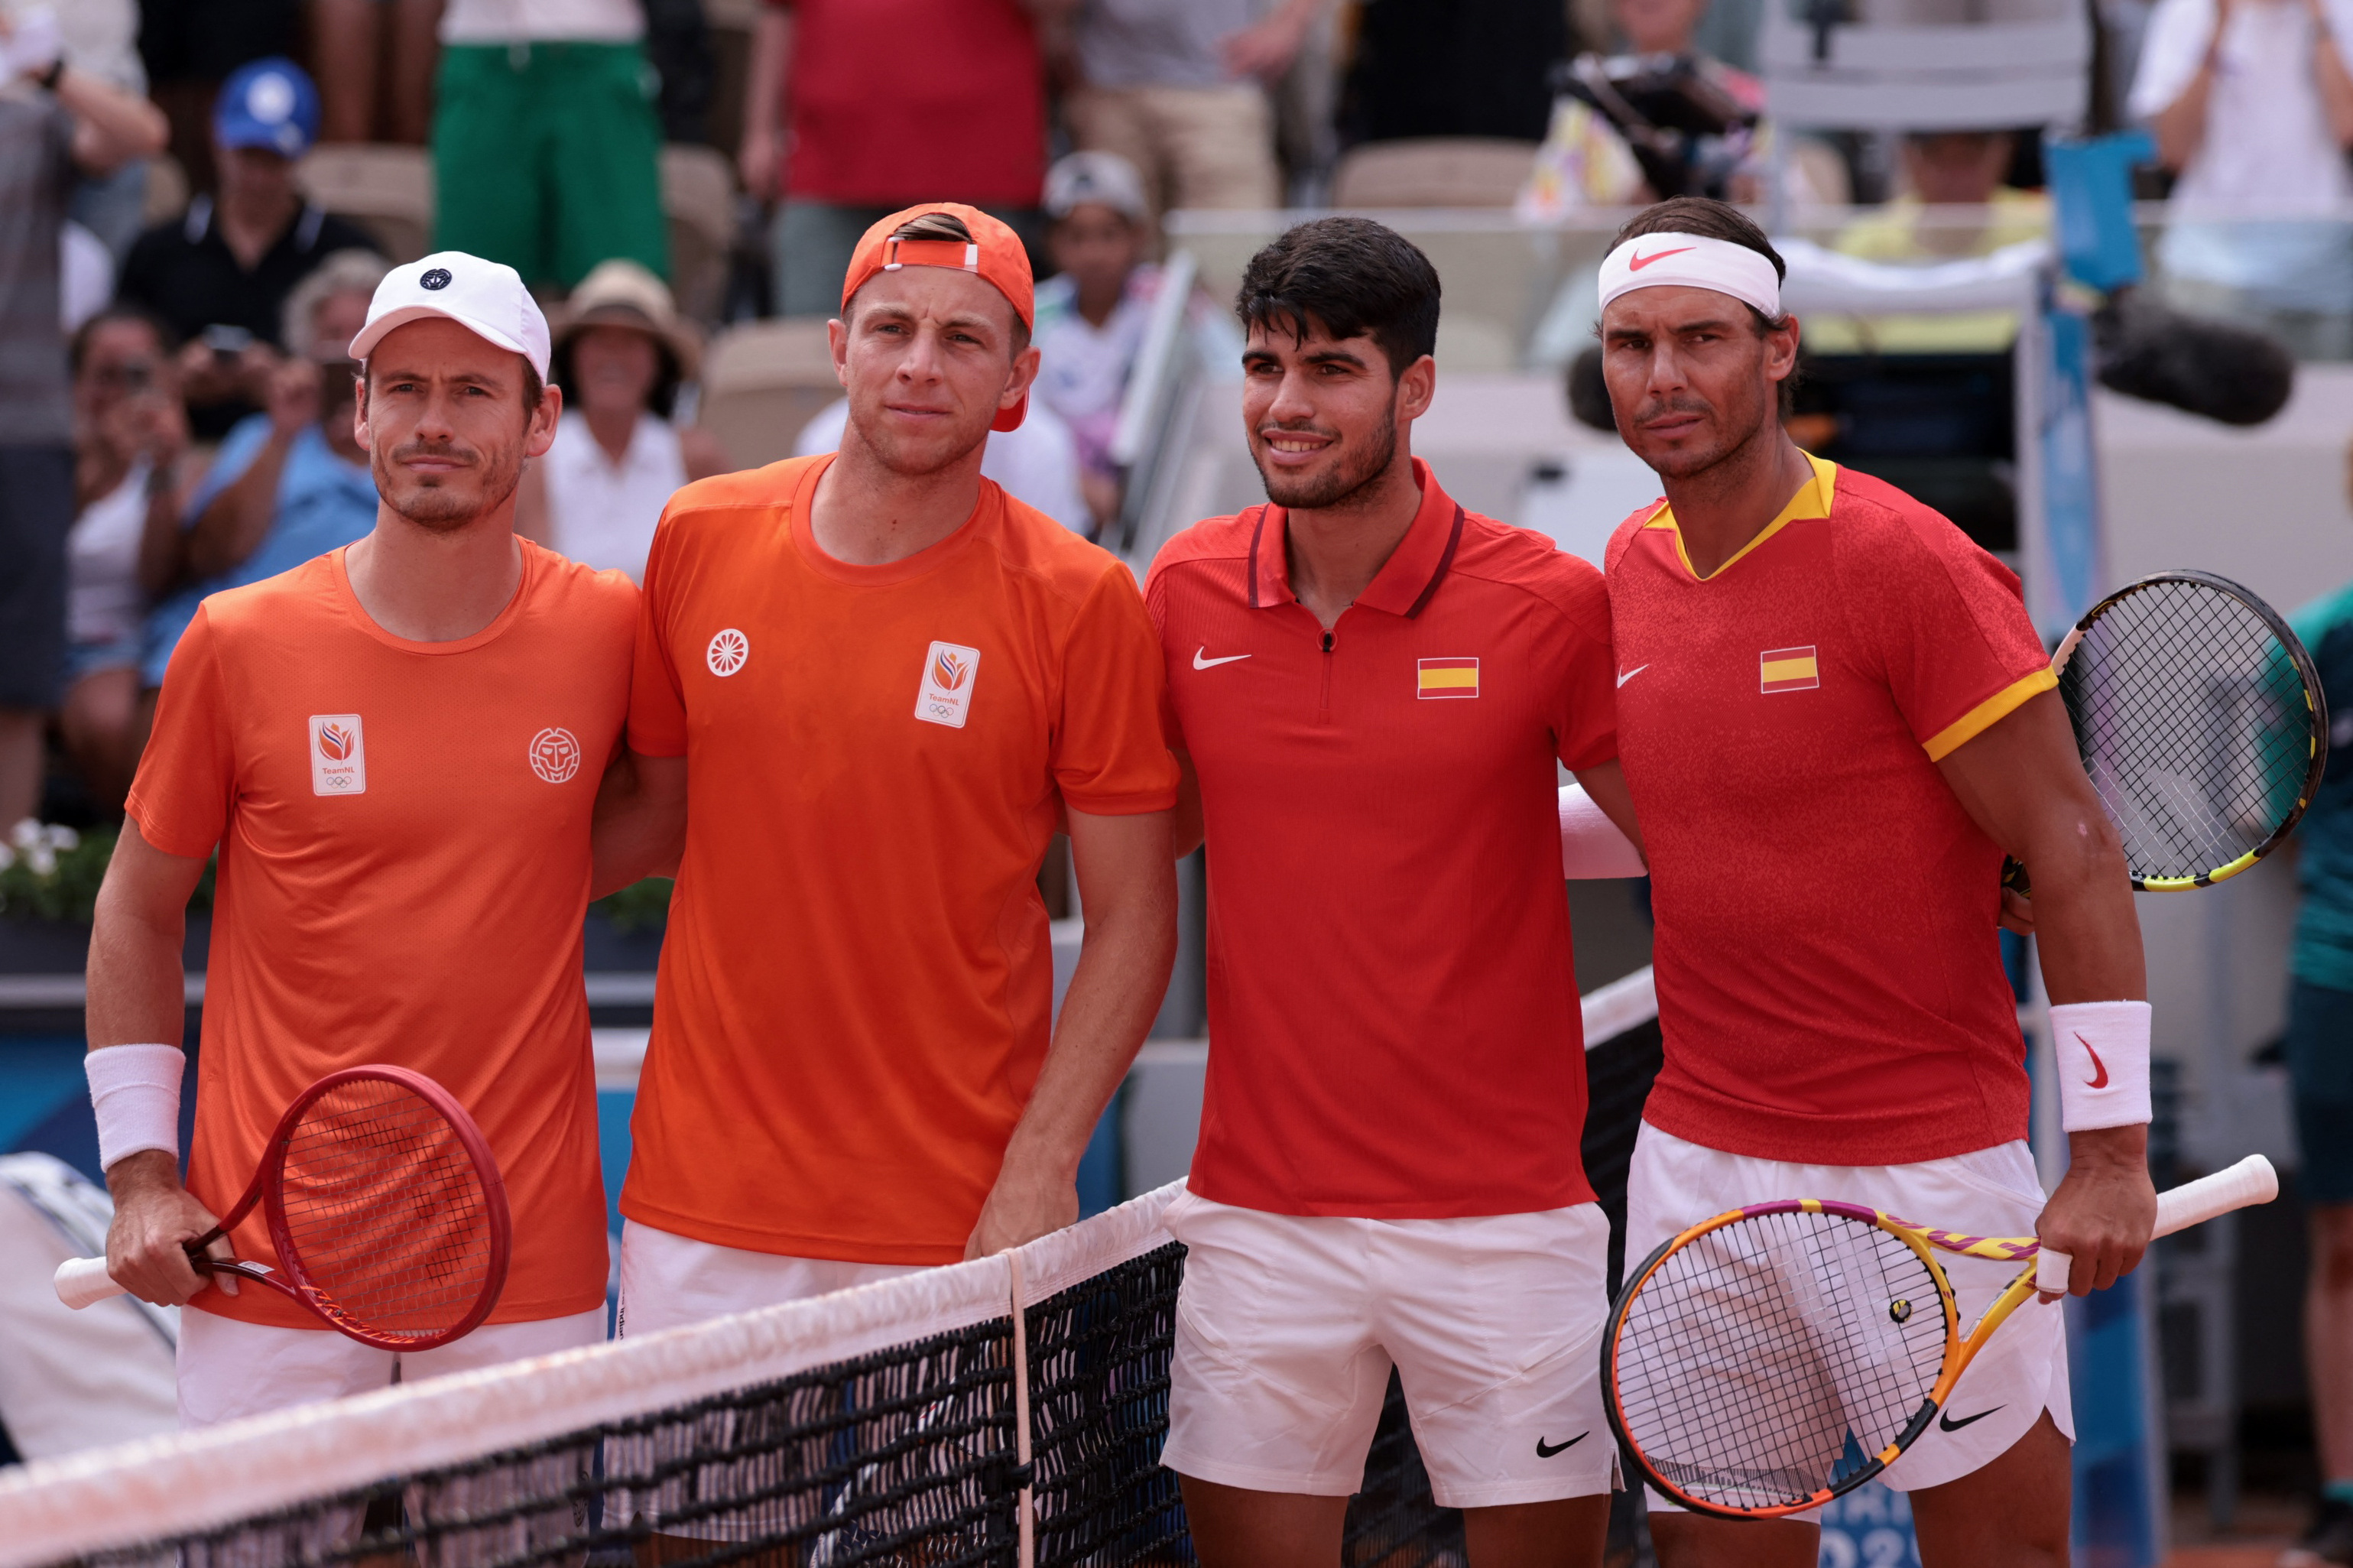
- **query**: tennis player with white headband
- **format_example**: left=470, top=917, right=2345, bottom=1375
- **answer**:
left=1593, top=197, right=2155, bottom=1568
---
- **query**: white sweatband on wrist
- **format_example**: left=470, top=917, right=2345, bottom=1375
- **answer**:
left=1559, top=784, right=1647, bottom=878
left=2050, top=1001, right=2151, bottom=1132
left=86, top=1044, right=185, bottom=1170
left=1598, top=232, right=1784, bottom=320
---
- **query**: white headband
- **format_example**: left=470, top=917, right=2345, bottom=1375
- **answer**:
left=1598, top=232, right=1783, bottom=320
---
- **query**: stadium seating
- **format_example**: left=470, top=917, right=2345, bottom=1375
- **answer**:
left=695, top=317, right=839, bottom=472
left=660, top=143, right=736, bottom=324
left=1329, top=138, right=1540, bottom=209
left=295, top=144, right=434, bottom=263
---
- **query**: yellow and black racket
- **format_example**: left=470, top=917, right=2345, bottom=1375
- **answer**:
left=2007, top=571, right=2325, bottom=895
left=1602, top=1155, right=2277, bottom=1518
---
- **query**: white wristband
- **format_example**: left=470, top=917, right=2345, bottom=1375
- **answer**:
left=86, top=1044, right=184, bottom=1171
left=1559, top=784, right=1647, bottom=878
left=2050, top=1001, right=2151, bottom=1132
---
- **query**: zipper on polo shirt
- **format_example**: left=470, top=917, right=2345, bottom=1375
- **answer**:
left=1319, top=628, right=1336, bottom=722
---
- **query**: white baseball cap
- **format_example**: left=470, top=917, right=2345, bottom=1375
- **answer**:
left=347, top=252, right=551, bottom=378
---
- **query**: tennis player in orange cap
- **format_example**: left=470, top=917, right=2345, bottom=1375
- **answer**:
left=597, top=204, right=1179, bottom=1336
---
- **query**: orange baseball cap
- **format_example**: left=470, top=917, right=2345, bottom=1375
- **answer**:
left=841, top=202, right=1035, bottom=432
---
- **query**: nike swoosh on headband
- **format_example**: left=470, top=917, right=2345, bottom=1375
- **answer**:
left=2077, top=1033, right=2109, bottom=1089
left=1628, top=247, right=1696, bottom=271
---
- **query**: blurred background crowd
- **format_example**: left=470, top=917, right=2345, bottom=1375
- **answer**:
left=5, top=0, right=2351, bottom=834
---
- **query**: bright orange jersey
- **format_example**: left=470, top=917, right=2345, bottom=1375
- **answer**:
left=624, top=456, right=1178, bottom=1263
left=125, top=544, right=634, bottom=1329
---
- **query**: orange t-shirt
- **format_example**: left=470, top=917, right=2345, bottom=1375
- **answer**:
left=125, top=544, right=635, bottom=1329
left=624, top=456, right=1178, bottom=1263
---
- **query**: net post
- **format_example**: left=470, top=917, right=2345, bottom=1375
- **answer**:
left=1008, top=1248, right=1035, bottom=1568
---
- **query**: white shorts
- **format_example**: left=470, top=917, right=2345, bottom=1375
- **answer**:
left=1160, top=1190, right=1619, bottom=1510
left=177, top=1302, right=609, bottom=1429
left=1624, top=1123, right=2073, bottom=1512
left=614, top=1220, right=923, bottom=1340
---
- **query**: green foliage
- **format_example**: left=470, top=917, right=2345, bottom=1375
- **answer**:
left=0, top=826, right=215, bottom=926
left=592, top=876, right=674, bottom=933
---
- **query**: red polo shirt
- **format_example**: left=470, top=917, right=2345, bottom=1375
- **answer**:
left=1145, top=462, right=1618, bottom=1218
left=1607, top=456, right=2056, bottom=1165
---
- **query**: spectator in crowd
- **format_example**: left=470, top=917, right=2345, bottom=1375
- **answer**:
left=0, top=11, right=168, bottom=830
left=791, top=392, right=1092, bottom=537
left=2131, top=0, right=2353, bottom=358
left=5, top=0, right=156, bottom=261
left=515, top=260, right=728, bottom=583
left=2282, top=567, right=2353, bottom=1568
left=139, top=251, right=386, bottom=694
left=1339, top=0, right=1572, bottom=144
left=1803, top=131, right=2050, bottom=354
left=116, top=58, right=378, bottom=441
left=433, top=0, right=668, bottom=288
left=63, top=307, right=196, bottom=810
left=738, top=0, right=1049, bottom=316
left=1056, top=0, right=1328, bottom=215
left=132, top=0, right=301, bottom=196
left=1029, top=151, right=1240, bottom=533
left=313, top=0, right=440, bottom=144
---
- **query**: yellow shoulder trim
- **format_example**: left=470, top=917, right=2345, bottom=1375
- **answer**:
left=1920, top=667, right=2058, bottom=761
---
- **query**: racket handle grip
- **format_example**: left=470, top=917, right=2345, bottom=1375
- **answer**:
left=54, top=1255, right=128, bottom=1310
left=2034, top=1154, right=2279, bottom=1294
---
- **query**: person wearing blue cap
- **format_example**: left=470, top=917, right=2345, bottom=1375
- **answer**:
left=116, top=58, right=379, bottom=442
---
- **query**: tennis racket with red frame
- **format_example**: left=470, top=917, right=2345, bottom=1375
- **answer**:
left=1604, top=1154, right=2277, bottom=1518
left=54, top=1065, right=511, bottom=1352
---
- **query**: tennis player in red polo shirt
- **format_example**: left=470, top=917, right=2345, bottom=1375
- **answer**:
left=1146, top=217, right=1641, bottom=1568
left=1598, top=197, right=2156, bottom=1568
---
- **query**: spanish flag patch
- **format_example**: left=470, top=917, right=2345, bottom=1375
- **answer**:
left=1760, top=646, right=1819, bottom=693
left=1417, top=657, right=1480, bottom=699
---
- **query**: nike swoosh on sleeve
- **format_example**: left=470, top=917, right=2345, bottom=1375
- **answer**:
left=1616, top=664, right=1650, bottom=687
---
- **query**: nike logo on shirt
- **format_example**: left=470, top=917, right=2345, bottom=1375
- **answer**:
left=1193, top=649, right=1251, bottom=670
left=1628, top=246, right=1696, bottom=271
left=1536, top=1433, right=1589, bottom=1457
left=1617, top=664, right=1650, bottom=687
left=2078, top=1034, right=2109, bottom=1089
left=1938, top=1405, right=2001, bottom=1433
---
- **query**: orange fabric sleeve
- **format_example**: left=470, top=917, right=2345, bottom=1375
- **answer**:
left=1054, top=565, right=1180, bottom=814
left=123, top=605, right=235, bottom=859
left=625, top=522, right=690, bottom=758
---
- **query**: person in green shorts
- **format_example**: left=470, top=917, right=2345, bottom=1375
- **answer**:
left=2285, top=578, right=2353, bottom=1568
left=430, top=0, right=667, bottom=290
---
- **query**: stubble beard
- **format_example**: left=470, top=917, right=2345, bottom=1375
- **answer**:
left=1255, top=406, right=1398, bottom=512
left=374, top=437, right=523, bottom=534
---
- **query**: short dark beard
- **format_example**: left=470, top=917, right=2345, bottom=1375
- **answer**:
left=1254, top=404, right=1398, bottom=511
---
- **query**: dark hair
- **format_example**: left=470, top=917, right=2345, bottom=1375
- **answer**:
left=553, top=320, right=680, bottom=420
left=1606, top=196, right=1800, bottom=414
left=1235, top=216, right=1441, bottom=378
left=70, top=304, right=178, bottom=374
left=853, top=210, right=1032, bottom=357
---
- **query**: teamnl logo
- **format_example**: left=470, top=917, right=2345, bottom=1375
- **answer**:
left=915, top=641, right=981, bottom=729
left=308, top=714, right=367, bottom=796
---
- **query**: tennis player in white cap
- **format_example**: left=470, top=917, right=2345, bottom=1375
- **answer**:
left=89, top=251, right=637, bottom=1426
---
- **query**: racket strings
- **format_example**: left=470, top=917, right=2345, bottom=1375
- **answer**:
left=1614, top=1209, right=1948, bottom=1512
left=2064, top=580, right=2314, bottom=881
left=277, top=1078, right=498, bottom=1340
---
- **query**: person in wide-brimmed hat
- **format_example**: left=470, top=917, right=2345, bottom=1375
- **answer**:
left=517, top=259, right=729, bottom=583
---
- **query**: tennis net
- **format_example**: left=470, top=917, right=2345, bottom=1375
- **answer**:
left=0, top=968, right=1664, bottom=1568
